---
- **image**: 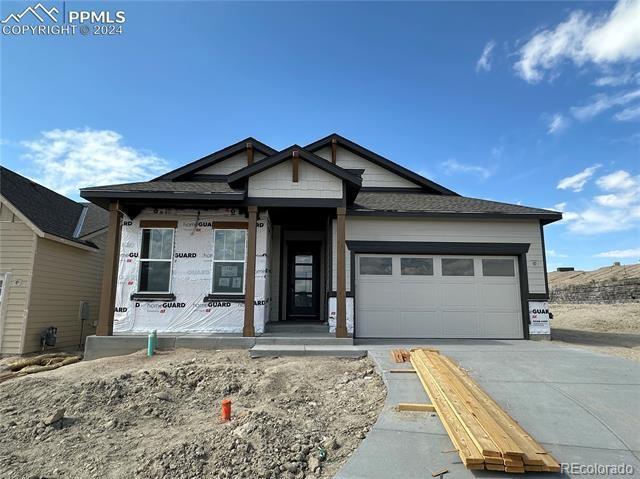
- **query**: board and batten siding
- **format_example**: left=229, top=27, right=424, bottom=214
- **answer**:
left=332, top=217, right=546, bottom=294
left=0, top=201, right=37, bottom=355
left=198, top=152, right=267, bottom=175
left=248, top=160, right=343, bottom=199
left=314, top=146, right=421, bottom=189
left=24, top=233, right=106, bottom=353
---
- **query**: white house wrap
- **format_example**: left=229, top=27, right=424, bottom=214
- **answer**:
left=113, top=208, right=270, bottom=334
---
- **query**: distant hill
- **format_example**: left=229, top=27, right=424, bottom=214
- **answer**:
left=549, top=264, right=640, bottom=303
left=549, top=264, right=640, bottom=288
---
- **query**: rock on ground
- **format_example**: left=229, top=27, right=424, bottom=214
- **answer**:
left=0, top=350, right=385, bottom=479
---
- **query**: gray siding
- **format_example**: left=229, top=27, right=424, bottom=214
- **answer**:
left=314, top=146, right=421, bottom=189
left=0, top=202, right=36, bottom=355
left=332, top=217, right=546, bottom=294
left=24, top=233, right=106, bottom=353
left=248, top=159, right=343, bottom=199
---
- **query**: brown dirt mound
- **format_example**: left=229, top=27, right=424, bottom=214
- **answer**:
left=0, top=349, right=385, bottom=479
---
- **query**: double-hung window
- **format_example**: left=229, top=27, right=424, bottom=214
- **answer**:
left=212, top=229, right=246, bottom=295
left=139, top=228, right=174, bottom=293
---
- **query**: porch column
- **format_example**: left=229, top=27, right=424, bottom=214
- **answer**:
left=335, top=207, right=348, bottom=338
left=96, top=201, right=122, bottom=336
left=243, top=206, right=258, bottom=337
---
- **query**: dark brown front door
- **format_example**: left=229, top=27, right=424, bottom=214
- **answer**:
left=286, top=242, right=320, bottom=321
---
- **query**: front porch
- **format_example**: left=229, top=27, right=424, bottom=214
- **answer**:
left=91, top=201, right=351, bottom=340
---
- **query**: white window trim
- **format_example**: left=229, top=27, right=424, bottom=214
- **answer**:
left=212, top=228, right=248, bottom=295
left=138, top=228, right=175, bottom=294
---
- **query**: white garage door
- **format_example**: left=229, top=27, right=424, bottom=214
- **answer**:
left=355, top=254, right=523, bottom=339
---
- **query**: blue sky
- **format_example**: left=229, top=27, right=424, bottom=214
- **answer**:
left=1, top=0, right=639, bottom=271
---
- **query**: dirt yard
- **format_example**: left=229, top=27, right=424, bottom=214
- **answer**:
left=550, top=302, right=640, bottom=361
left=0, top=350, right=386, bottom=479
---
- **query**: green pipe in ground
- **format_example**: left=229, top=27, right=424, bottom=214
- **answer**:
left=152, top=330, right=158, bottom=351
left=147, top=333, right=154, bottom=357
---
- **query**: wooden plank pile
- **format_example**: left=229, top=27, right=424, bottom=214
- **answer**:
left=390, top=349, right=411, bottom=363
left=410, top=349, right=560, bottom=473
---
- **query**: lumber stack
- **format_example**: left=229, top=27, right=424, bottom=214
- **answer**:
left=410, top=349, right=560, bottom=473
left=390, top=349, right=411, bottom=363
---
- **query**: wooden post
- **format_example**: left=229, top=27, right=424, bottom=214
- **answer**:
left=335, top=207, right=348, bottom=338
left=96, top=201, right=122, bottom=336
left=331, top=138, right=338, bottom=164
left=243, top=206, right=258, bottom=337
left=246, top=142, right=254, bottom=166
left=292, top=150, right=299, bottom=183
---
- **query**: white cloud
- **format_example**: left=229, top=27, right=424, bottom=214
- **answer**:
left=561, top=169, right=640, bottom=234
left=593, top=72, right=640, bottom=86
left=596, top=170, right=638, bottom=190
left=557, top=164, right=601, bottom=192
left=514, top=0, right=640, bottom=83
left=20, top=128, right=168, bottom=197
left=553, top=202, right=567, bottom=211
left=476, top=40, right=496, bottom=73
left=570, top=88, right=640, bottom=121
left=441, top=159, right=494, bottom=179
left=596, top=248, right=640, bottom=258
left=547, top=249, right=569, bottom=258
left=613, top=103, right=640, bottom=121
left=547, top=113, right=569, bottom=134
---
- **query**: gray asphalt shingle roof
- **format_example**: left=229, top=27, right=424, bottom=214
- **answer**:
left=0, top=167, right=108, bottom=246
left=351, top=191, right=561, bottom=218
left=83, top=181, right=241, bottom=194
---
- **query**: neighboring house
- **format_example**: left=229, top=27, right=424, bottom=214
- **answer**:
left=81, top=134, right=561, bottom=340
left=0, top=167, right=109, bottom=355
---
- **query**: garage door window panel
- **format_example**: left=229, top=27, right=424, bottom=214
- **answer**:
left=442, top=258, right=474, bottom=276
left=360, top=257, right=392, bottom=275
left=482, top=259, right=515, bottom=277
left=401, top=258, right=433, bottom=276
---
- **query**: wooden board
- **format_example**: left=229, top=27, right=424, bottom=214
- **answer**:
left=409, top=349, right=561, bottom=473
left=426, top=352, right=523, bottom=457
left=437, top=354, right=561, bottom=472
left=418, top=351, right=502, bottom=458
left=410, top=353, right=485, bottom=466
left=397, top=403, right=436, bottom=412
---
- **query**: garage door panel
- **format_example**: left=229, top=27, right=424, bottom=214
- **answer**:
left=478, top=283, right=521, bottom=309
left=481, top=311, right=522, bottom=338
left=441, top=283, right=477, bottom=308
left=356, top=254, right=522, bottom=339
left=400, top=283, right=439, bottom=307
left=358, top=282, right=397, bottom=307
left=400, top=311, right=442, bottom=337
left=442, top=311, right=479, bottom=337
left=356, top=310, right=395, bottom=337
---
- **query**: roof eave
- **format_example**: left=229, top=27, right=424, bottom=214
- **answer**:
left=347, top=209, right=563, bottom=222
left=80, top=189, right=247, bottom=210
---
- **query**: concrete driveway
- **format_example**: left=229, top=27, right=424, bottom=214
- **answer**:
left=335, top=340, right=640, bottom=479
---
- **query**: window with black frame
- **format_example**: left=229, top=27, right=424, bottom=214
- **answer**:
left=139, top=228, right=174, bottom=292
left=212, top=229, right=246, bottom=294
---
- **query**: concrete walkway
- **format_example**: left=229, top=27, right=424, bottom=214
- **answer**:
left=335, top=340, right=640, bottom=479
